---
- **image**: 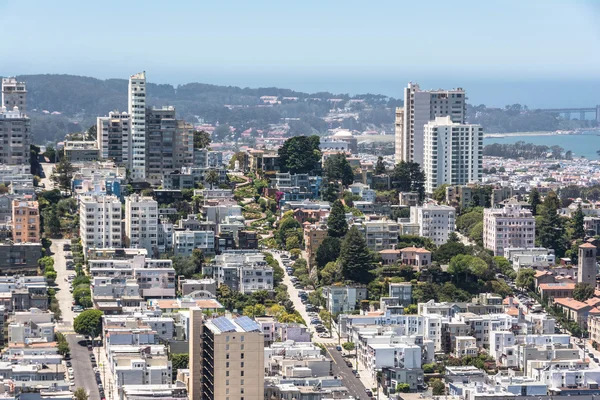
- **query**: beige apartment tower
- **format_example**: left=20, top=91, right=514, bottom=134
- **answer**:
left=189, top=307, right=204, bottom=400
left=396, top=82, right=466, bottom=165
left=394, top=107, right=405, bottom=163
left=12, top=200, right=40, bottom=243
left=190, top=314, right=264, bottom=400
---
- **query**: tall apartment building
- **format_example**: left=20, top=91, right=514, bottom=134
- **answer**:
left=145, top=107, right=194, bottom=184
left=0, top=107, right=31, bottom=165
left=423, top=116, right=483, bottom=193
left=79, top=195, right=122, bottom=254
left=410, top=204, right=456, bottom=245
left=483, top=203, right=535, bottom=256
left=97, top=111, right=131, bottom=163
left=189, top=310, right=264, bottom=400
left=2, top=78, right=27, bottom=113
left=396, top=82, right=466, bottom=165
left=125, top=194, right=158, bottom=254
left=394, top=107, right=405, bottom=163
left=128, top=72, right=147, bottom=180
left=12, top=200, right=39, bottom=243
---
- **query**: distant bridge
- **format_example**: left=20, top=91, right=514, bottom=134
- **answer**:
left=536, top=105, right=600, bottom=122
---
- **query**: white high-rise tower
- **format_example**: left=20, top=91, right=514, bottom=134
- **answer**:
left=396, top=82, right=466, bottom=165
left=128, top=72, right=147, bottom=180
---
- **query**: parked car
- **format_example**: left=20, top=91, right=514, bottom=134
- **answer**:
left=336, top=346, right=342, bottom=351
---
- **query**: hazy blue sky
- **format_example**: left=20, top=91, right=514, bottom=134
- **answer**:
left=1, top=0, right=599, bottom=106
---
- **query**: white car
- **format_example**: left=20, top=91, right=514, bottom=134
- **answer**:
left=68, top=368, right=74, bottom=374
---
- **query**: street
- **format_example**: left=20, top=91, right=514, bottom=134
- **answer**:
left=51, top=238, right=75, bottom=325
left=273, top=252, right=339, bottom=344
left=67, top=334, right=101, bottom=400
left=51, top=238, right=101, bottom=399
left=325, top=345, right=372, bottom=400
left=40, top=162, right=54, bottom=190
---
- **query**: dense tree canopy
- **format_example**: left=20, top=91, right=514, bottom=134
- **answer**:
left=390, top=161, right=425, bottom=203
left=315, top=237, right=341, bottom=269
left=73, top=309, right=103, bottom=337
left=323, top=153, right=354, bottom=186
left=278, top=136, right=321, bottom=174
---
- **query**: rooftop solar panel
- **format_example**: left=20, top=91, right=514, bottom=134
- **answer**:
left=234, top=316, right=261, bottom=332
left=212, top=316, right=237, bottom=333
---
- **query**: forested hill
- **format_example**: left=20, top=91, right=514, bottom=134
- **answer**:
left=8, top=74, right=598, bottom=144
left=13, top=74, right=401, bottom=143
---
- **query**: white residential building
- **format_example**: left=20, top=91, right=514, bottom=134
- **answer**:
left=410, top=204, right=456, bottom=245
left=322, top=286, right=367, bottom=315
left=80, top=195, right=122, bottom=253
left=503, top=247, right=555, bottom=270
left=207, top=252, right=273, bottom=294
left=89, top=255, right=175, bottom=298
left=349, top=183, right=376, bottom=202
left=128, top=72, right=147, bottom=180
left=172, top=230, right=215, bottom=256
left=125, top=195, right=158, bottom=254
left=423, top=116, right=483, bottom=193
left=483, top=203, right=536, bottom=256
left=358, top=219, right=400, bottom=251
left=97, top=111, right=131, bottom=163
left=2, top=77, right=27, bottom=112
left=396, top=82, right=466, bottom=165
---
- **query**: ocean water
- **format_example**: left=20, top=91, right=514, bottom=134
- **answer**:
left=483, top=131, right=600, bottom=160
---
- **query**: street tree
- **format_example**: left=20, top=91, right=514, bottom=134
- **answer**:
left=73, top=388, right=88, bottom=400
left=73, top=309, right=103, bottom=338
left=516, top=269, right=536, bottom=292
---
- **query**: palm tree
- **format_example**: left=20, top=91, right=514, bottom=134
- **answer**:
left=205, top=169, right=220, bottom=189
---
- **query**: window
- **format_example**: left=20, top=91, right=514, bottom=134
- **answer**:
left=241, top=362, right=244, bottom=368
left=241, top=353, right=244, bottom=359
left=226, top=354, right=229, bottom=359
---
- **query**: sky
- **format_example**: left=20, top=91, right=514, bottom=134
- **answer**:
left=1, top=0, right=599, bottom=107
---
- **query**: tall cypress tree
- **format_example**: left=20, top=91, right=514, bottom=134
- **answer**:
left=572, top=203, right=585, bottom=240
left=529, top=188, right=541, bottom=216
left=537, top=191, right=567, bottom=256
left=339, top=226, right=372, bottom=283
left=328, top=200, right=348, bottom=238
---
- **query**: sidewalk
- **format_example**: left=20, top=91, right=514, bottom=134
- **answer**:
left=97, top=345, right=119, bottom=400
